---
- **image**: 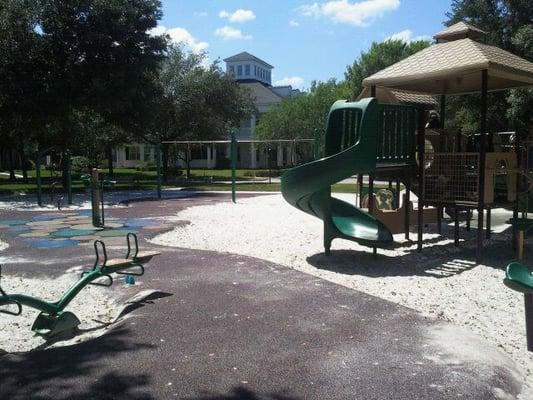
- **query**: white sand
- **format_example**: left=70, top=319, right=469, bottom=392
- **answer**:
left=0, top=271, right=123, bottom=353
left=152, top=194, right=533, bottom=387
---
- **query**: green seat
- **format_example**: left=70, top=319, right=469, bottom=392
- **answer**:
left=504, top=262, right=533, bottom=293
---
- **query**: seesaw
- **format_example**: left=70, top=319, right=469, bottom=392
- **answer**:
left=0, top=233, right=160, bottom=338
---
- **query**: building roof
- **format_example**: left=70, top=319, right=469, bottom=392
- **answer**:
left=241, top=82, right=282, bottom=105
left=357, top=87, right=438, bottom=107
left=434, top=21, right=487, bottom=42
left=223, top=52, right=274, bottom=69
left=363, top=37, right=533, bottom=95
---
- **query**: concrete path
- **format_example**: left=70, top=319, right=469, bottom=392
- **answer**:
left=0, top=194, right=527, bottom=399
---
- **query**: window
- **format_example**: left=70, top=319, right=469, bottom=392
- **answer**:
left=237, top=65, right=243, bottom=76
left=144, top=146, right=153, bottom=161
left=228, top=65, right=235, bottom=75
left=125, top=146, right=140, bottom=161
left=245, top=65, right=250, bottom=76
left=254, top=65, right=257, bottom=76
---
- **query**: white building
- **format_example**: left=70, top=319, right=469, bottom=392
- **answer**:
left=222, top=51, right=304, bottom=169
left=113, top=51, right=307, bottom=170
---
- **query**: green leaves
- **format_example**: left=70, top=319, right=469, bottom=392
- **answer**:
left=344, top=39, right=430, bottom=98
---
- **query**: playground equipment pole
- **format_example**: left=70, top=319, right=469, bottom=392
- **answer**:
left=66, top=150, right=72, bottom=205
left=35, top=151, right=42, bottom=207
left=231, top=130, right=237, bottom=203
left=156, top=140, right=162, bottom=200
left=476, top=70, right=488, bottom=263
left=313, top=128, right=320, bottom=160
left=91, top=168, right=102, bottom=227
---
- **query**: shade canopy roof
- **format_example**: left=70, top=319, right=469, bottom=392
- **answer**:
left=357, top=86, right=437, bottom=108
left=363, top=27, right=533, bottom=95
left=434, top=21, right=487, bottom=43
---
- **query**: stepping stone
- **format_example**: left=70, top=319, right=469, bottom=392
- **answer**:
left=70, top=235, right=99, bottom=241
left=68, top=224, right=104, bottom=231
left=0, top=224, right=9, bottom=229
left=102, top=222, right=124, bottom=229
left=52, top=228, right=98, bottom=238
left=28, top=238, right=78, bottom=249
left=19, top=232, right=50, bottom=238
left=97, top=229, right=136, bottom=237
left=31, top=213, right=63, bottom=221
left=8, top=226, right=31, bottom=233
left=123, top=219, right=155, bottom=228
left=0, top=219, right=29, bottom=226
left=27, top=220, right=65, bottom=226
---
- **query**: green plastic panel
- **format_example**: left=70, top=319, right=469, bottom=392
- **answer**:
left=281, top=98, right=397, bottom=252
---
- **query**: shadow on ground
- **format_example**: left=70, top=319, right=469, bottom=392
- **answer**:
left=185, top=387, right=301, bottom=400
left=0, top=326, right=155, bottom=400
left=307, top=223, right=518, bottom=278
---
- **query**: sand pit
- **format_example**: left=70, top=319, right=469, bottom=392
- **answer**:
left=0, top=270, right=140, bottom=354
left=152, top=193, right=533, bottom=386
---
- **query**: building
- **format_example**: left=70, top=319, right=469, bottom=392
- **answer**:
left=113, top=51, right=306, bottom=170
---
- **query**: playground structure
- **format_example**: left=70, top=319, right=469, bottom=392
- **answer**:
left=0, top=233, right=160, bottom=338
left=281, top=22, right=533, bottom=263
left=81, top=168, right=116, bottom=227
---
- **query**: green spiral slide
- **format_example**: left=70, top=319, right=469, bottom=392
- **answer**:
left=281, top=98, right=394, bottom=254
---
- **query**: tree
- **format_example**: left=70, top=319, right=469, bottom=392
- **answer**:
left=155, top=45, right=255, bottom=179
left=445, top=0, right=533, bottom=136
left=345, top=39, right=430, bottom=98
left=0, top=0, right=48, bottom=182
left=0, top=0, right=168, bottom=189
left=254, top=79, right=351, bottom=156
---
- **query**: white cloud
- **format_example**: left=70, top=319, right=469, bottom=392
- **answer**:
left=299, top=0, right=400, bottom=27
left=195, top=11, right=208, bottom=17
left=219, top=9, right=256, bottom=23
left=385, top=29, right=430, bottom=42
left=289, top=20, right=300, bottom=27
left=214, top=26, right=252, bottom=40
left=149, top=25, right=209, bottom=53
left=274, top=76, right=305, bottom=89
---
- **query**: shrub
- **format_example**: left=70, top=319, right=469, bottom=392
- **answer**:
left=70, top=156, right=91, bottom=174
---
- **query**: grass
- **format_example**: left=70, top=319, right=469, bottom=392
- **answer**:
left=0, top=167, right=393, bottom=195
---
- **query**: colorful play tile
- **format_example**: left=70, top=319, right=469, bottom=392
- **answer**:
left=70, top=235, right=99, bottom=241
left=28, top=238, right=78, bottom=249
left=102, top=222, right=124, bottom=229
left=19, top=232, right=51, bottom=238
left=0, top=219, right=29, bottom=226
left=52, top=228, right=98, bottom=238
left=98, top=229, right=137, bottom=237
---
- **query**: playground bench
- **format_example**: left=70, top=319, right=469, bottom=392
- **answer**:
left=0, top=233, right=160, bottom=338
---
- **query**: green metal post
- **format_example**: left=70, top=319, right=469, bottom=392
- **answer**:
left=231, top=130, right=237, bottom=203
left=36, top=151, right=42, bottom=207
left=314, top=128, right=321, bottom=160
left=66, top=150, right=72, bottom=205
left=156, top=140, right=162, bottom=200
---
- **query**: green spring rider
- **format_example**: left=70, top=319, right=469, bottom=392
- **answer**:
left=0, top=233, right=160, bottom=338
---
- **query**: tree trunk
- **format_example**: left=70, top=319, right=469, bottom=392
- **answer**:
left=107, top=145, right=114, bottom=175
left=8, top=149, right=15, bottom=181
left=186, top=145, right=191, bottom=180
left=59, top=110, right=72, bottom=190
left=161, top=144, right=169, bottom=183
left=17, top=139, right=28, bottom=183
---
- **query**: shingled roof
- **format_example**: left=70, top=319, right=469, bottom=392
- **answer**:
left=434, top=21, right=487, bottom=43
left=363, top=37, right=533, bottom=95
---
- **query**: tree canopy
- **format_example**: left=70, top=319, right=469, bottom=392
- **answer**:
left=254, top=79, right=350, bottom=142
left=344, top=39, right=430, bottom=98
left=445, top=0, right=533, bottom=135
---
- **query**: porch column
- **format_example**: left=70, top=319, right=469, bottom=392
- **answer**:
left=277, top=144, right=283, bottom=167
left=251, top=144, right=257, bottom=169
left=212, top=145, right=217, bottom=169
left=207, top=145, right=212, bottom=169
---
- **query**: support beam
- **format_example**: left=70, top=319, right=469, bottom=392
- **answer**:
left=370, top=85, right=376, bottom=97
left=417, top=109, right=425, bottom=252
left=476, top=70, right=488, bottom=263
left=405, top=179, right=411, bottom=241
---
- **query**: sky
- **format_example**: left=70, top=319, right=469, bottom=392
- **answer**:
left=158, top=0, right=453, bottom=90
